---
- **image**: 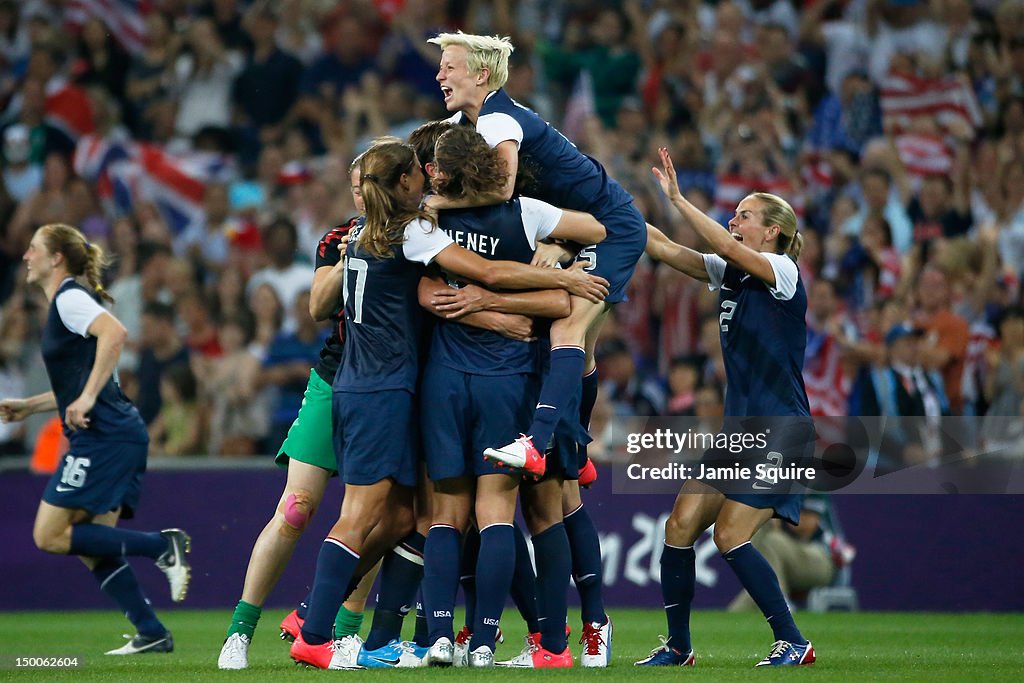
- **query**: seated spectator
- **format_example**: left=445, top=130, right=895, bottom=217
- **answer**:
left=597, top=337, right=666, bottom=416
left=246, top=217, right=310, bottom=333
left=149, top=362, right=204, bottom=456
left=665, top=354, right=703, bottom=416
left=136, top=301, right=190, bottom=424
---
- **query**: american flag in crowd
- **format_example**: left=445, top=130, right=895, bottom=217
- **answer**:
left=65, top=0, right=152, bottom=56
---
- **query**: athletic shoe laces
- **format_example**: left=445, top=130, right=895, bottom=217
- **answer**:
left=581, top=623, right=605, bottom=655
left=768, top=640, right=791, bottom=659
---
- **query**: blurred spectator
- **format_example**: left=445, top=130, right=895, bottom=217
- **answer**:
left=176, top=183, right=234, bottom=278
left=0, top=292, right=30, bottom=456
left=108, top=241, right=173, bottom=371
left=376, top=0, right=451, bottom=96
left=197, top=311, right=268, bottom=456
left=275, top=0, right=322, bottom=65
left=0, top=1, right=30, bottom=75
left=231, top=4, right=303, bottom=163
left=596, top=337, right=666, bottom=416
left=867, top=323, right=949, bottom=468
left=843, top=165, right=913, bottom=254
left=839, top=213, right=902, bottom=313
left=804, top=278, right=852, bottom=418
left=1, top=124, right=42, bottom=202
left=1, top=76, right=74, bottom=164
left=246, top=217, right=309, bottom=333
left=73, top=16, right=131, bottom=102
left=200, top=0, right=253, bottom=55
left=247, top=281, right=283, bottom=356
left=173, top=17, right=243, bottom=138
left=259, top=289, right=325, bottom=451
left=913, top=267, right=970, bottom=414
left=7, top=150, right=75, bottom=253
left=664, top=354, right=703, bottom=416
left=136, top=301, right=190, bottom=424
left=149, top=361, right=204, bottom=456
left=124, top=11, right=180, bottom=138
left=177, top=289, right=222, bottom=358
left=984, top=305, right=1024, bottom=453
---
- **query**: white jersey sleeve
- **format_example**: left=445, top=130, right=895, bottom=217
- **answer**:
left=476, top=112, right=524, bottom=150
left=402, top=218, right=455, bottom=265
left=762, top=252, right=799, bottom=300
left=701, top=253, right=727, bottom=291
left=55, top=288, right=106, bottom=337
left=518, top=196, right=563, bottom=245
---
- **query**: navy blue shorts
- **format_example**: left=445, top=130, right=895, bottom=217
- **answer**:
left=421, top=365, right=538, bottom=481
left=576, top=202, right=647, bottom=304
left=702, top=416, right=816, bottom=526
left=42, top=438, right=147, bottom=519
left=333, top=389, right=418, bottom=487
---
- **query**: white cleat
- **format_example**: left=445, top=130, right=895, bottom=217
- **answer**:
left=468, top=645, right=495, bottom=667
left=155, top=528, right=191, bottom=602
left=105, top=631, right=174, bottom=655
left=217, top=632, right=250, bottom=669
left=426, top=637, right=454, bottom=667
left=328, top=635, right=365, bottom=670
left=580, top=618, right=613, bottom=668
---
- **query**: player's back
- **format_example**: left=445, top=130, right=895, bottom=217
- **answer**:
left=431, top=199, right=541, bottom=376
left=474, top=89, right=634, bottom=218
left=334, top=221, right=426, bottom=394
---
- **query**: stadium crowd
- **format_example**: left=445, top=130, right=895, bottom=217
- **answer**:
left=0, top=0, right=1022, bottom=469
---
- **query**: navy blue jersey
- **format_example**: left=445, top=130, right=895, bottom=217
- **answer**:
left=452, top=89, right=635, bottom=225
left=333, top=218, right=454, bottom=392
left=430, top=197, right=561, bottom=376
left=42, top=279, right=147, bottom=443
left=312, top=217, right=360, bottom=383
left=702, top=252, right=811, bottom=417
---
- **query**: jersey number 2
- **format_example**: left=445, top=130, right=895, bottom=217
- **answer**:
left=719, top=299, right=737, bottom=333
left=343, top=257, right=368, bottom=324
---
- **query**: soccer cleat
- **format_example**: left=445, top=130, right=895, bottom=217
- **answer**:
left=496, top=632, right=541, bottom=667
left=483, top=435, right=546, bottom=478
left=496, top=640, right=573, bottom=668
left=155, top=528, right=191, bottom=602
left=218, top=632, right=250, bottom=669
left=468, top=645, right=494, bottom=667
left=357, top=639, right=427, bottom=668
left=279, top=609, right=303, bottom=642
left=578, top=457, right=598, bottom=488
left=755, top=640, right=816, bottom=667
left=425, top=637, right=455, bottom=667
left=290, top=633, right=363, bottom=670
left=580, top=617, right=612, bottom=668
left=453, top=625, right=472, bottom=666
left=105, top=631, right=174, bottom=655
left=634, top=636, right=695, bottom=666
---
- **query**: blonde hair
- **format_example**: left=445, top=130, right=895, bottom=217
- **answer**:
left=427, top=31, right=514, bottom=90
left=40, top=223, right=114, bottom=303
left=747, top=192, right=801, bottom=260
left=358, top=139, right=436, bottom=260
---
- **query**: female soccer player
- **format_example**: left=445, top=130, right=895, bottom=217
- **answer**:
left=416, top=125, right=605, bottom=668
left=288, top=139, right=608, bottom=670
left=427, top=32, right=646, bottom=481
left=0, top=224, right=190, bottom=655
left=636, top=148, right=816, bottom=667
left=218, top=161, right=386, bottom=669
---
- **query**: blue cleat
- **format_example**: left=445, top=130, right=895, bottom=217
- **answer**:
left=634, top=636, right=695, bottom=667
left=755, top=640, right=816, bottom=667
left=357, top=639, right=426, bottom=668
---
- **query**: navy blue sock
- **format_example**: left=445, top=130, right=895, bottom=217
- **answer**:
left=510, top=521, right=540, bottom=633
left=529, top=347, right=586, bottom=451
left=69, top=524, right=166, bottom=559
left=365, top=532, right=425, bottom=650
left=469, top=524, right=515, bottom=651
left=660, top=544, right=695, bottom=653
left=579, top=367, right=599, bottom=458
left=724, top=542, right=806, bottom=645
left=460, top=526, right=480, bottom=631
left=296, top=591, right=311, bottom=619
left=92, top=558, right=166, bottom=638
left=301, top=538, right=360, bottom=645
left=423, top=525, right=460, bottom=645
left=565, top=504, right=606, bottom=625
left=414, top=587, right=429, bottom=647
left=531, top=522, right=571, bottom=654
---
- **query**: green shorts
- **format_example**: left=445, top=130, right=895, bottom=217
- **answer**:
left=274, top=369, right=337, bottom=474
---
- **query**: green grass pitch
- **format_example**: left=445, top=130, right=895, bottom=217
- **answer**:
left=2, top=609, right=1022, bottom=681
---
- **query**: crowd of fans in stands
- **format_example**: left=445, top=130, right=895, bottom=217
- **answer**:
left=1, top=0, right=1022, bottom=468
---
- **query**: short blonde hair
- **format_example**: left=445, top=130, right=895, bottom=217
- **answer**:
left=427, top=31, right=514, bottom=90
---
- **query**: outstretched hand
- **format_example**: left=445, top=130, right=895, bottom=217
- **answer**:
left=651, top=147, right=683, bottom=203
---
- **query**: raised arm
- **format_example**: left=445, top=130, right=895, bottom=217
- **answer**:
left=645, top=222, right=710, bottom=282
left=652, top=147, right=779, bottom=287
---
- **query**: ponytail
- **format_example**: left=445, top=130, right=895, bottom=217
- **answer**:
left=40, top=223, right=115, bottom=303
